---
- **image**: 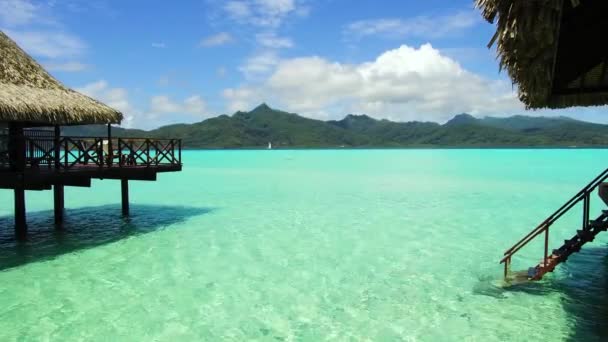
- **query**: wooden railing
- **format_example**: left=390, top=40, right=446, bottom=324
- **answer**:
left=0, top=128, right=8, bottom=169
left=25, top=129, right=55, bottom=168
left=1, top=130, right=181, bottom=171
left=57, top=137, right=182, bottom=169
left=501, top=167, right=608, bottom=278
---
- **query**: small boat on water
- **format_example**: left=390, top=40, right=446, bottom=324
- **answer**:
left=268, top=142, right=272, bottom=149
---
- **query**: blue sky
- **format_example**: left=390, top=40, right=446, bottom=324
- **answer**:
left=1, top=0, right=607, bottom=129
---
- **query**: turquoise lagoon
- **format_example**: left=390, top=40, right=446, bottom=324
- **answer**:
left=0, top=149, right=607, bottom=341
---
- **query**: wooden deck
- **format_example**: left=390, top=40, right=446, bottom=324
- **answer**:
left=0, top=163, right=182, bottom=190
left=1, top=131, right=182, bottom=190
left=1, top=128, right=183, bottom=238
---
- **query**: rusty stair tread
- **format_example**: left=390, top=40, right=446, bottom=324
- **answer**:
left=523, top=212, right=608, bottom=280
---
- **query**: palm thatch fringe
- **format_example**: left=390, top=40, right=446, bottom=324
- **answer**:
left=0, top=31, right=122, bottom=125
left=476, top=0, right=565, bottom=109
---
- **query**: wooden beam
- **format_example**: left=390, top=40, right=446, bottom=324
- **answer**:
left=554, top=84, right=608, bottom=95
left=552, top=1, right=608, bottom=88
left=98, top=168, right=158, bottom=181
left=121, top=179, right=129, bottom=216
left=54, top=184, right=64, bottom=225
left=59, top=177, right=91, bottom=188
left=0, top=184, right=51, bottom=191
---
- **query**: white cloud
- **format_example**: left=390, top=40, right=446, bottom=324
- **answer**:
left=184, top=95, right=207, bottom=115
left=223, top=0, right=298, bottom=28
left=239, top=50, right=279, bottom=79
left=150, top=96, right=182, bottom=113
left=157, top=75, right=170, bottom=87
left=224, top=1, right=251, bottom=20
left=294, top=5, right=310, bottom=17
left=77, top=80, right=108, bottom=96
left=77, top=80, right=138, bottom=128
left=150, top=95, right=208, bottom=116
left=1, top=1, right=88, bottom=67
left=224, top=44, right=522, bottom=121
left=345, top=11, right=480, bottom=40
left=77, top=81, right=210, bottom=128
left=44, top=61, right=88, bottom=72
left=151, top=42, right=166, bottom=48
left=4, top=29, right=85, bottom=58
left=223, top=87, right=264, bottom=113
left=217, top=66, right=227, bottom=78
left=256, top=32, right=293, bottom=48
left=200, top=32, right=234, bottom=47
left=216, top=0, right=303, bottom=79
left=0, top=0, right=38, bottom=27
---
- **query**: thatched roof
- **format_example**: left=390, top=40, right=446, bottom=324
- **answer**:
left=476, top=0, right=608, bottom=109
left=0, top=31, right=122, bottom=126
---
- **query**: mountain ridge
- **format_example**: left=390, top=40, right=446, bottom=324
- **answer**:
left=62, top=104, right=608, bottom=148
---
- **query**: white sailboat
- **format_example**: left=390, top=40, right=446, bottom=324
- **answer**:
left=267, top=142, right=272, bottom=149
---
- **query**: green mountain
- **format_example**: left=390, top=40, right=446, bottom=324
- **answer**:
left=63, top=104, right=608, bottom=148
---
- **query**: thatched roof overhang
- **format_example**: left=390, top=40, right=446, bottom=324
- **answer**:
left=476, top=0, right=608, bottom=109
left=0, top=31, right=122, bottom=126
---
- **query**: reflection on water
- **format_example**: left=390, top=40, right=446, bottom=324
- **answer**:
left=1, top=150, right=608, bottom=340
left=558, top=247, right=608, bottom=341
left=0, top=205, right=214, bottom=271
left=483, top=246, right=608, bottom=341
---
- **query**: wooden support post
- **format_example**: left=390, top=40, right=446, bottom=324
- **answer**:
left=178, top=139, right=182, bottom=164
left=14, top=187, right=26, bottom=239
left=54, top=125, right=60, bottom=169
left=544, top=229, right=549, bottom=267
left=107, top=123, right=113, bottom=166
left=9, top=122, right=27, bottom=239
left=121, top=179, right=129, bottom=216
left=54, top=184, right=64, bottom=225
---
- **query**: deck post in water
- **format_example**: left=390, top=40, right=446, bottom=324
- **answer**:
left=121, top=179, right=129, bottom=216
left=14, top=187, right=26, bottom=239
left=53, top=125, right=64, bottom=225
left=0, top=32, right=182, bottom=240
left=9, top=123, right=27, bottom=239
left=54, top=185, right=64, bottom=225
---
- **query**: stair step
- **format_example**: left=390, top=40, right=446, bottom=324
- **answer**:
left=528, top=267, right=538, bottom=279
left=511, top=207, right=608, bottom=281
left=593, top=222, right=608, bottom=231
left=589, top=220, right=605, bottom=228
left=565, top=237, right=580, bottom=244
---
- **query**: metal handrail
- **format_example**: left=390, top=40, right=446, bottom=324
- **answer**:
left=501, top=167, right=608, bottom=276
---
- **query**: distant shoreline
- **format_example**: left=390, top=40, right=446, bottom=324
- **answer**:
left=181, top=146, right=608, bottom=151
left=65, top=105, right=608, bottom=150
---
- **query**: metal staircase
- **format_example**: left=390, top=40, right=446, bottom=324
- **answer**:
left=502, top=168, right=608, bottom=281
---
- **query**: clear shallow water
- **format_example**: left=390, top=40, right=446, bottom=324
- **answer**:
left=0, top=149, right=608, bottom=341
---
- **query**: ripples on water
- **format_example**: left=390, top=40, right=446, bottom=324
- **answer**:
left=0, top=205, right=213, bottom=271
left=0, top=150, right=607, bottom=340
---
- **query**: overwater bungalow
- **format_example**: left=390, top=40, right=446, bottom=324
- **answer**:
left=0, top=31, right=182, bottom=239
left=476, top=0, right=608, bottom=280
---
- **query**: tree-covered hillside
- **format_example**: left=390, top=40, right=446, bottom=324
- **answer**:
left=64, top=104, right=608, bottom=148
